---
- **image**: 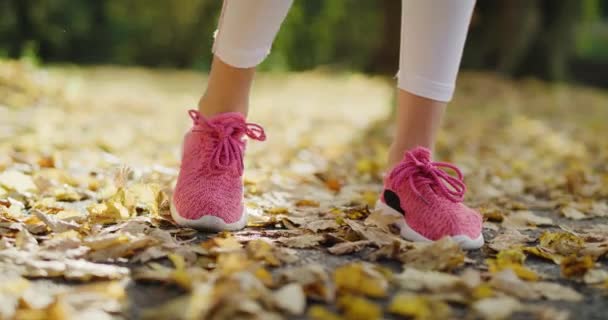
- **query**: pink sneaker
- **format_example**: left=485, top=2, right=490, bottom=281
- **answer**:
left=376, top=147, right=484, bottom=249
left=171, top=110, right=266, bottom=231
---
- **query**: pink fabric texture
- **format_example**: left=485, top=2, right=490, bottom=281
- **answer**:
left=172, top=110, right=266, bottom=223
left=381, top=147, right=482, bottom=240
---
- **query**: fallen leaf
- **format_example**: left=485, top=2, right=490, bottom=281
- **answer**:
left=278, top=234, right=325, bottom=248
left=388, top=293, right=451, bottom=320
left=487, top=249, right=539, bottom=281
left=560, top=255, right=594, bottom=278
left=295, top=199, right=320, bottom=207
left=364, top=210, right=400, bottom=232
left=400, top=237, right=465, bottom=271
left=394, top=268, right=461, bottom=292
left=334, top=263, right=389, bottom=298
left=273, top=283, right=306, bottom=315
left=502, top=210, right=554, bottom=229
left=308, top=305, right=343, bottom=320
left=327, top=240, right=372, bottom=255
left=561, top=205, right=587, bottom=220
left=472, top=297, right=522, bottom=320
left=345, top=219, right=402, bottom=246
left=488, top=228, right=534, bottom=251
left=539, top=231, right=585, bottom=256
left=336, top=294, right=382, bottom=320
left=0, top=170, right=37, bottom=193
left=584, top=269, right=608, bottom=285
left=529, top=281, right=583, bottom=301
left=278, top=264, right=334, bottom=302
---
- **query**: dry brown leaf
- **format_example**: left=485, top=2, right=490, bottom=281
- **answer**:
left=345, top=219, right=402, bottom=246
left=581, top=240, right=608, bottom=260
left=277, top=234, right=325, bottom=248
left=364, top=210, right=400, bottom=232
left=488, top=228, right=534, bottom=252
left=327, top=240, right=372, bottom=255
left=295, top=199, right=320, bottom=207
left=539, top=231, right=585, bottom=256
left=245, top=239, right=282, bottom=266
left=86, top=234, right=158, bottom=262
left=560, top=255, right=594, bottom=278
left=278, top=264, right=334, bottom=302
left=32, top=210, right=80, bottom=233
left=502, top=210, right=554, bottom=229
left=400, top=237, right=465, bottom=271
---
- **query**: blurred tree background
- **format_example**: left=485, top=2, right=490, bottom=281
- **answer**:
left=1, top=0, right=607, bottom=86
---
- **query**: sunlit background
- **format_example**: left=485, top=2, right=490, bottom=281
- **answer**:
left=2, top=1, right=608, bottom=85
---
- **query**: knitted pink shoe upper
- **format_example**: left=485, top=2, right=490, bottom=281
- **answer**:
left=381, top=147, right=482, bottom=240
left=172, top=110, right=266, bottom=223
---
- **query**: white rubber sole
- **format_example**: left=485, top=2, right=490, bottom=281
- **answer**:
left=375, top=200, right=484, bottom=250
left=170, top=199, right=248, bottom=231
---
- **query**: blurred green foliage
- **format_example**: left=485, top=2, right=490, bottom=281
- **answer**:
left=1, top=0, right=607, bottom=82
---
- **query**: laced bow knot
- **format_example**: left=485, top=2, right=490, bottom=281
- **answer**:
left=188, top=109, right=266, bottom=175
left=389, top=148, right=466, bottom=204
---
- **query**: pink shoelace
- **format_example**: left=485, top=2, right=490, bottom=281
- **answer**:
left=188, top=110, right=266, bottom=175
left=389, top=148, right=466, bottom=204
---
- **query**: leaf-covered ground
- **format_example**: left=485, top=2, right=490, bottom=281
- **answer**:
left=1, top=60, right=607, bottom=320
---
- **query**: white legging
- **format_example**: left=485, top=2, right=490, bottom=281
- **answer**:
left=213, top=0, right=475, bottom=102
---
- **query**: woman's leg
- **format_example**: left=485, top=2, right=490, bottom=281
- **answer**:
left=379, top=0, right=483, bottom=250
left=388, top=0, right=476, bottom=168
left=198, top=0, right=293, bottom=117
left=172, top=0, right=292, bottom=230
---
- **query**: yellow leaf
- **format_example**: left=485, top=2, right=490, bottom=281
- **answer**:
left=51, top=230, right=81, bottom=240
left=308, top=305, right=343, bottom=320
left=360, top=191, right=378, bottom=207
left=471, top=284, right=495, bottom=300
left=295, top=199, right=320, bottom=207
left=128, top=183, right=164, bottom=216
left=522, top=247, right=562, bottom=264
left=334, top=263, right=388, bottom=298
left=216, top=252, right=252, bottom=276
left=487, top=248, right=539, bottom=281
left=200, top=234, right=242, bottom=253
left=246, top=239, right=281, bottom=267
left=47, top=298, right=70, bottom=320
left=337, top=295, right=382, bottom=320
left=539, top=231, right=584, bottom=256
left=267, top=207, right=289, bottom=215
left=169, top=254, right=191, bottom=290
left=254, top=267, right=274, bottom=287
left=388, top=293, right=451, bottom=320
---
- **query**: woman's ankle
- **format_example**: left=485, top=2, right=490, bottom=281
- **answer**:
left=197, top=56, right=255, bottom=117
left=197, top=95, right=248, bottom=117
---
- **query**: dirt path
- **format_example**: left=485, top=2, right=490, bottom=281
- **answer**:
left=1, top=62, right=607, bottom=319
